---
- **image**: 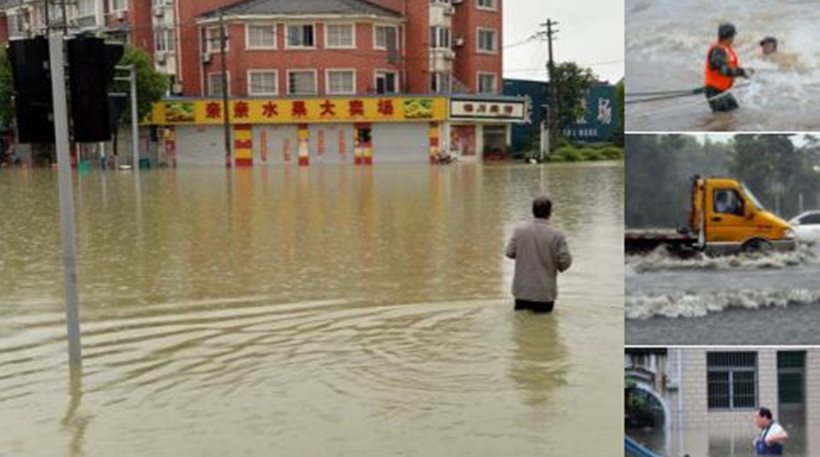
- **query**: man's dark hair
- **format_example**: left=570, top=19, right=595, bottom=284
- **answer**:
left=532, top=196, right=552, bottom=219
left=757, top=407, right=773, bottom=420
left=759, top=36, right=778, bottom=48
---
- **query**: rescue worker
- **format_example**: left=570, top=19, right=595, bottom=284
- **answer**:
left=704, top=23, right=753, bottom=112
left=753, top=407, right=788, bottom=455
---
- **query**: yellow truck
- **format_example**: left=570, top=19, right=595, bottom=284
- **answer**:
left=626, top=176, right=797, bottom=256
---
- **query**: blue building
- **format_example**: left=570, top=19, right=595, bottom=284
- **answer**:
left=503, top=78, right=620, bottom=152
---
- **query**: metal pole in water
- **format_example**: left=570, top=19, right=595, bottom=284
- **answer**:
left=130, top=65, right=139, bottom=169
left=49, top=34, right=82, bottom=367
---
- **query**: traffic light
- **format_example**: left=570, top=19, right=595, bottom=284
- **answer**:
left=67, top=37, right=123, bottom=142
left=8, top=37, right=55, bottom=143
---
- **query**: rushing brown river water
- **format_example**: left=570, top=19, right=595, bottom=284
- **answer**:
left=0, top=162, right=623, bottom=457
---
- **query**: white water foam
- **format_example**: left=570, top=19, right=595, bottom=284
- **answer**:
left=626, top=245, right=820, bottom=273
left=626, top=288, right=820, bottom=319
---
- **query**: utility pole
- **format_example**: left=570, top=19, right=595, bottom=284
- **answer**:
left=49, top=32, right=82, bottom=368
left=44, top=0, right=50, bottom=32
left=60, top=0, right=68, bottom=34
left=219, top=10, right=231, bottom=168
left=537, top=19, right=559, bottom=153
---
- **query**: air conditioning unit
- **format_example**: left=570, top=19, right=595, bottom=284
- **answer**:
left=114, top=10, right=125, bottom=20
left=153, top=6, right=164, bottom=16
left=444, top=5, right=455, bottom=15
left=454, top=37, right=464, bottom=47
left=172, top=83, right=183, bottom=95
left=443, top=49, right=455, bottom=60
left=452, top=0, right=463, bottom=4
left=201, top=52, right=211, bottom=63
left=155, top=51, right=167, bottom=63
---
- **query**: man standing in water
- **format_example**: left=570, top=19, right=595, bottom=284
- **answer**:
left=505, top=196, right=572, bottom=313
left=753, top=407, right=788, bottom=455
left=704, top=23, right=754, bottom=112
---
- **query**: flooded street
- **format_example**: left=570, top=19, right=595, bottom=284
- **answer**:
left=0, top=162, right=623, bottom=456
left=625, top=246, right=820, bottom=345
left=626, top=0, right=820, bottom=131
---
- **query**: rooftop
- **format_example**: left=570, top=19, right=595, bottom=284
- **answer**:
left=200, top=0, right=402, bottom=19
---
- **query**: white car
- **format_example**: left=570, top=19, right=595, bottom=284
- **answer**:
left=789, top=211, right=820, bottom=243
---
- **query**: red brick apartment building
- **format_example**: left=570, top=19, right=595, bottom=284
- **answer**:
left=1, top=0, right=524, bottom=165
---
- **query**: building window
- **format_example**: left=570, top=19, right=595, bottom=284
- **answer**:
left=707, top=352, right=757, bottom=410
left=154, top=29, right=175, bottom=52
left=77, top=0, right=95, bottom=17
left=477, top=73, right=497, bottom=94
left=246, top=24, right=277, bottom=49
left=375, top=71, right=398, bottom=94
left=287, top=70, right=317, bottom=95
left=325, top=24, right=355, bottom=48
left=430, top=26, right=451, bottom=49
left=326, top=70, right=356, bottom=95
left=286, top=24, right=315, bottom=48
left=247, top=70, right=278, bottom=95
left=109, top=0, right=127, bottom=12
left=477, top=0, right=496, bottom=10
left=8, top=13, right=27, bottom=37
left=205, top=26, right=228, bottom=53
left=374, top=25, right=398, bottom=50
left=477, top=28, right=497, bottom=53
left=207, top=72, right=229, bottom=97
left=431, top=72, right=450, bottom=93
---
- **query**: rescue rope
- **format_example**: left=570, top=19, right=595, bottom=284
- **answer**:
left=626, top=83, right=751, bottom=106
left=627, top=82, right=753, bottom=119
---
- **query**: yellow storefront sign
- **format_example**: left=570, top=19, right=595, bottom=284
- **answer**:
left=151, top=96, right=447, bottom=125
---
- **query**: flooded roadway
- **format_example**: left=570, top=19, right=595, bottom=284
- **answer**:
left=625, top=245, right=820, bottom=345
left=0, top=162, right=623, bottom=457
left=626, top=0, right=820, bottom=131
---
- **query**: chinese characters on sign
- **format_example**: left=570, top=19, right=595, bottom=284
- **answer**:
left=449, top=99, right=527, bottom=121
left=156, top=97, right=446, bottom=124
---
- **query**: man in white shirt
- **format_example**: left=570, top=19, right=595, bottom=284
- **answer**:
left=754, top=407, right=788, bottom=455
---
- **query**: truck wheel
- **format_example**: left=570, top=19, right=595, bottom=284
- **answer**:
left=741, top=238, right=773, bottom=254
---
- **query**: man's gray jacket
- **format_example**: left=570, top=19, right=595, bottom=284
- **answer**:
left=505, top=219, right=572, bottom=302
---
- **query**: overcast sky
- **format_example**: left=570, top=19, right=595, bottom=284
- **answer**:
left=502, top=0, right=624, bottom=84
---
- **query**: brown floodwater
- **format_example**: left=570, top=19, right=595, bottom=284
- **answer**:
left=0, top=162, right=623, bottom=456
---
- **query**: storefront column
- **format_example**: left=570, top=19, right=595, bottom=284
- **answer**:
left=429, top=122, right=440, bottom=163
left=233, top=124, right=253, bottom=167
left=361, top=123, right=373, bottom=165
left=297, top=123, right=309, bottom=167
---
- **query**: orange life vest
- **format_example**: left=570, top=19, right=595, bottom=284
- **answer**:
left=704, top=42, right=739, bottom=91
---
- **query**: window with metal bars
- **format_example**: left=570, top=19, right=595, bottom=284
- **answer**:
left=706, top=352, right=757, bottom=410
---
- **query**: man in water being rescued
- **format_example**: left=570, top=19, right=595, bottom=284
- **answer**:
left=753, top=407, right=788, bottom=455
left=505, top=196, right=572, bottom=313
left=704, top=23, right=754, bottom=112
left=759, top=36, right=801, bottom=71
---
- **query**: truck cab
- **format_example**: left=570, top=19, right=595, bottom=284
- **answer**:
left=691, top=177, right=796, bottom=254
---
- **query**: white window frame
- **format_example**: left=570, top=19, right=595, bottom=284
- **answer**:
left=245, top=23, right=277, bottom=50
left=476, top=27, right=498, bottom=54
left=324, top=23, right=356, bottom=49
left=373, top=24, right=398, bottom=51
left=109, top=0, right=127, bottom=13
left=154, top=28, right=175, bottom=52
left=476, top=0, right=497, bottom=11
left=374, top=70, right=399, bottom=94
left=207, top=71, right=231, bottom=97
left=285, top=23, right=317, bottom=49
left=431, top=26, right=451, bottom=49
left=325, top=69, right=357, bottom=95
left=247, top=69, right=279, bottom=96
left=286, top=69, right=319, bottom=95
left=76, top=0, right=96, bottom=18
left=476, top=71, right=497, bottom=94
left=205, top=25, right=229, bottom=53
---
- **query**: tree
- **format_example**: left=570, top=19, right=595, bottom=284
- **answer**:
left=110, top=45, right=169, bottom=157
left=552, top=62, right=597, bottom=132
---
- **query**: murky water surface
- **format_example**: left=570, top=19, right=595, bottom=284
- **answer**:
left=0, top=163, right=623, bottom=457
